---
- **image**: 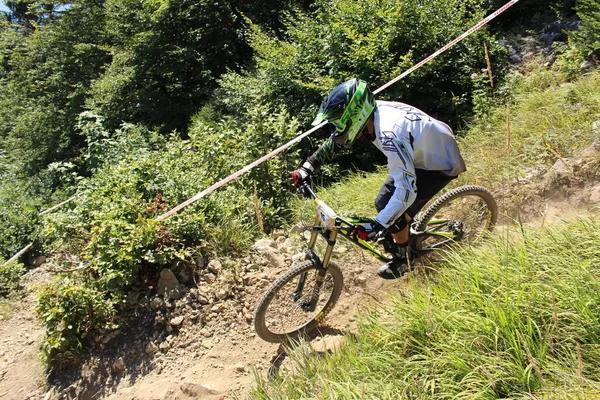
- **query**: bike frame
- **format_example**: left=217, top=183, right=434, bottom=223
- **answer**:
left=299, top=184, right=461, bottom=272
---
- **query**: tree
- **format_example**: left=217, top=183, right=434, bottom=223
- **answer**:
left=214, top=0, right=506, bottom=129
left=0, top=1, right=108, bottom=177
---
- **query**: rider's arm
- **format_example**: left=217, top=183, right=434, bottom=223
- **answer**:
left=302, top=135, right=342, bottom=173
left=373, top=136, right=417, bottom=233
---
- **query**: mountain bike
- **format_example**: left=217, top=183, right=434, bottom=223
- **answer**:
left=254, top=182, right=498, bottom=343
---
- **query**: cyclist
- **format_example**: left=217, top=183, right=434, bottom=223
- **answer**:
left=292, top=79, right=466, bottom=279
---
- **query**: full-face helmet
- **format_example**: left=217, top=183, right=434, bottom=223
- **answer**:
left=312, top=79, right=375, bottom=145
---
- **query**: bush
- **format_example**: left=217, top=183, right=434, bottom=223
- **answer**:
left=0, top=260, right=25, bottom=297
left=571, top=0, right=600, bottom=57
left=37, top=280, right=118, bottom=364
left=37, top=106, right=302, bottom=364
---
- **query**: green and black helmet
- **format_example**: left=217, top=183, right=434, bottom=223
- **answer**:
left=312, top=79, right=376, bottom=145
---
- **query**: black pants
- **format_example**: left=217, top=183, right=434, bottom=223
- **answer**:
left=374, top=169, right=456, bottom=232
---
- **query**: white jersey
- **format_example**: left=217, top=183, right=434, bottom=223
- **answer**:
left=372, top=101, right=466, bottom=228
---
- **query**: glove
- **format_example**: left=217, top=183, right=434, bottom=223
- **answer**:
left=353, top=222, right=384, bottom=241
left=292, top=167, right=311, bottom=188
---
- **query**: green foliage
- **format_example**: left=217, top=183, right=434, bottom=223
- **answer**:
left=215, top=0, right=507, bottom=128
left=0, top=2, right=108, bottom=176
left=87, top=0, right=251, bottom=134
left=571, top=0, right=600, bottom=56
left=252, top=215, right=600, bottom=399
left=0, top=173, right=48, bottom=259
left=36, top=280, right=119, bottom=364
left=0, top=260, right=25, bottom=297
left=458, top=58, right=600, bottom=193
left=189, top=104, right=303, bottom=229
left=37, top=105, right=302, bottom=363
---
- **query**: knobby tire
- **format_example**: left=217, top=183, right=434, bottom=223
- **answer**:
left=254, top=260, right=343, bottom=344
left=414, top=185, right=498, bottom=249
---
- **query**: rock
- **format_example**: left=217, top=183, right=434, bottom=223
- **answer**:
left=593, top=120, right=600, bottom=137
left=169, top=316, right=185, bottom=326
left=150, top=297, right=164, bottom=309
left=145, top=342, right=159, bottom=354
left=204, top=272, right=217, bottom=284
left=264, top=251, right=285, bottom=269
left=590, top=185, right=600, bottom=203
left=234, top=363, right=247, bottom=373
left=159, top=341, right=171, bottom=351
left=30, top=255, right=46, bottom=267
left=216, top=289, right=228, bottom=300
left=175, top=267, right=193, bottom=285
left=310, top=335, right=347, bottom=352
left=180, top=383, right=220, bottom=397
left=102, top=330, right=120, bottom=344
left=509, top=52, right=522, bottom=64
left=113, top=358, right=126, bottom=372
left=581, top=60, right=595, bottom=72
left=335, top=246, right=348, bottom=254
left=355, top=276, right=368, bottom=285
left=207, top=259, right=222, bottom=274
left=253, top=238, right=277, bottom=253
left=292, top=252, right=307, bottom=263
left=157, top=269, right=182, bottom=300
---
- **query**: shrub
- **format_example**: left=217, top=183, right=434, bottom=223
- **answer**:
left=37, top=105, right=302, bottom=364
left=214, top=0, right=507, bottom=128
left=36, top=280, right=118, bottom=364
left=0, top=260, right=25, bottom=297
left=571, top=0, right=600, bottom=57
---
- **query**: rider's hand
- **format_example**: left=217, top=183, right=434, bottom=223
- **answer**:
left=292, top=167, right=311, bottom=188
left=353, top=222, right=384, bottom=241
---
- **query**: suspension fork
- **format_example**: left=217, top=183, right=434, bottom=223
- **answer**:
left=292, top=227, right=338, bottom=311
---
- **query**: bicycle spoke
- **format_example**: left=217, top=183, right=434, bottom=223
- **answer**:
left=418, top=189, right=495, bottom=250
left=261, top=268, right=337, bottom=337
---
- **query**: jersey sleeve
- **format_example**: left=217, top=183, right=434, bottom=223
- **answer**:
left=374, top=135, right=418, bottom=228
left=304, top=135, right=342, bottom=171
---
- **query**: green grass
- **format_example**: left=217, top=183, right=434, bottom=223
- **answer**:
left=251, top=215, right=600, bottom=399
left=288, top=168, right=388, bottom=224
left=457, top=63, right=600, bottom=192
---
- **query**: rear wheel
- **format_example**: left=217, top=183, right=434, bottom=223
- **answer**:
left=413, top=185, right=498, bottom=251
left=254, top=260, right=343, bottom=343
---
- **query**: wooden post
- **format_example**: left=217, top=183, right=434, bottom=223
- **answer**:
left=484, top=42, right=494, bottom=89
left=253, top=182, right=264, bottom=234
left=506, top=106, right=511, bottom=151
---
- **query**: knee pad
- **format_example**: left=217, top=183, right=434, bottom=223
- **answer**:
left=387, top=215, right=409, bottom=234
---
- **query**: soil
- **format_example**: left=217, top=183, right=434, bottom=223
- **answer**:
left=0, top=141, right=598, bottom=400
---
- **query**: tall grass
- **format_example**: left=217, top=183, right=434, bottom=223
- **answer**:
left=458, top=64, right=600, bottom=190
left=252, top=215, right=600, bottom=399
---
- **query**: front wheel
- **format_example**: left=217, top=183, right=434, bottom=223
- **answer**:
left=413, top=185, right=498, bottom=251
left=254, top=260, right=343, bottom=343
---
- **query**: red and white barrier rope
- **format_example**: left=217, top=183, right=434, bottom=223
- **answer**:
left=156, top=0, right=519, bottom=221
